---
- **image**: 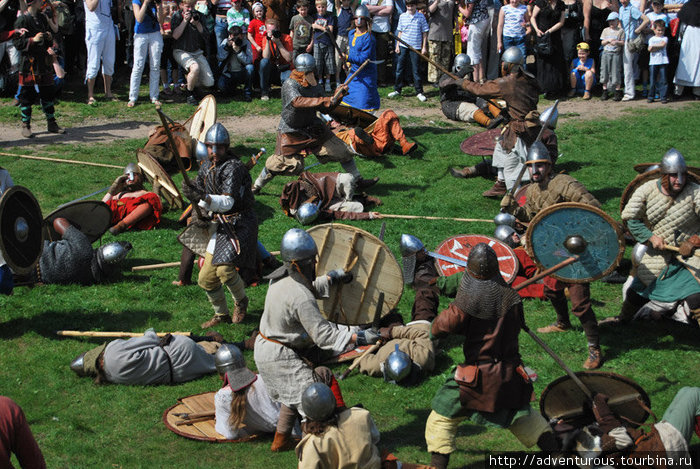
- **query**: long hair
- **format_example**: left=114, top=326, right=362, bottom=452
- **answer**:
left=228, top=388, right=248, bottom=429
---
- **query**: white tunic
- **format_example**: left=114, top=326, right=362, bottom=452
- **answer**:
left=674, top=25, right=700, bottom=87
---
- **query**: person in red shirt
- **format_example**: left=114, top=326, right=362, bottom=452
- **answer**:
left=247, top=2, right=267, bottom=63
left=259, top=17, right=293, bottom=100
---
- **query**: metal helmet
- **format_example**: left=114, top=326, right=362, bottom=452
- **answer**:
left=301, top=382, right=336, bottom=421
left=204, top=123, right=230, bottom=147
left=452, top=53, right=471, bottom=78
left=296, top=202, right=320, bottom=225
left=354, top=4, right=370, bottom=19
left=493, top=224, right=518, bottom=248
left=466, top=242, right=499, bottom=280
left=124, top=162, right=142, bottom=176
left=384, top=344, right=412, bottom=383
left=660, top=148, right=687, bottom=184
left=493, top=212, right=516, bottom=227
left=399, top=234, right=425, bottom=284
left=280, top=228, right=318, bottom=262
left=525, top=141, right=552, bottom=165
left=195, top=140, right=209, bottom=162
left=96, top=241, right=132, bottom=276
left=70, top=352, right=87, bottom=377
left=502, top=46, right=524, bottom=66
left=539, top=104, right=559, bottom=129
left=294, top=53, right=316, bottom=73
left=215, top=344, right=257, bottom=391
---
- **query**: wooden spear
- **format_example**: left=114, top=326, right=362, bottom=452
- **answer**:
left=131, top=261, right=181, bottom=272
left=0, top=151, right=123, bottom=169
left=377, top=213, right=494, bottom=223
left=56, top=330, right=192, bottom=338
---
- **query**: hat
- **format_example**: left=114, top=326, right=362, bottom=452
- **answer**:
left=252, top=1, right=264, bottom=10
left=606, top=11, right=619, bottom=21
left=577, top=42, right=590, bottom=51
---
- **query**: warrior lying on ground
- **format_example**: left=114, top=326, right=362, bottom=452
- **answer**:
left=102, top=163, right=163, bottom=235
left=280, top=171, right=382, bottom=223
left=70, top=329, right=222, bottom=385
left=330, top=109, right=417, bottom=157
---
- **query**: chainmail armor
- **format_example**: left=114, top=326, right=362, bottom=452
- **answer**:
left=278, top=78, right=327, bottom=135
left=39, top=226, right=99, bottom=285
left=453, top=273, right=522, bottom=320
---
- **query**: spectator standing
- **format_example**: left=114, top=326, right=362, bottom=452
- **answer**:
left=618, top=0, right=648, bottom=100
left=583, top=0, right=619, bottom=68
left=497, top=0, right=529, bottom=59
left=172, top=0, right=215, bottom=104
left=289, top=0, right=313, bottom=59
left=389, top=0, right=428, bottom=101
left=461, top=0, right=490, bottom=83
left=361, top=0, right=393, bottom=85
left=427, top=0, right=455, bottom=85
left=531, top=0, right=566, bottom=98
left=0, top=0, right=23, bottom=87
left=334, top=0, right=353, bottom=84
left=84, top=0, right=117, bottom=105
left=599, top=10, right=624, bottom=100
left=218, top=24, right=254, bottom=99
left=247, top=1, right=266, bottom=62
left=160, top=0, right=179, bottom=95
left=673, top=0, right=700, bottom=99
left=311, top=0, right=336, bottom=91
left=263, top=0, right=294, bottom=33
left=259, top=17, right=292, bottom=99
left=128, top=0, right=164, bottom=107
left=121, top=0, right=135, bottom=67
left=213, top=0, right=232, bottom=60
left=646, top=18, right=667, bottom=101
left=567, top=41, right=595, bottom=98
left=561, top=0, right=583, bottom=78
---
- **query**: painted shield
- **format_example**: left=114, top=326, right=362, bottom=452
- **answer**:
left=163, top=392, right=257, bottom=443
left=540, top=372, right=651, bottom=428
left=137, top=149, right=184, bottom=210
left=329, top=104, right=378, bottom=129
left=187, top=95, right=217, bottom=142
left=0, top=186, right=44, bottom=275
left=433, top=234, right=519, bottom=284
left=43, top=200, right=111, bottom=243
left=525, top=203, right=625, bottom=284
left=459, top=128, right=501, bottom=156
left=307, top=223, right=403, bottom=325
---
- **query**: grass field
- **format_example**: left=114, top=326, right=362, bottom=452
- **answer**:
left=0, top=90, right=699, bottom=468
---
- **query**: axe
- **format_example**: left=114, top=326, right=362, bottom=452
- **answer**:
left=338, top=292, right=385, bottom=380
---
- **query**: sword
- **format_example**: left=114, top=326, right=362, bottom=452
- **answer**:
left=59, top=185, right=111, bottom=207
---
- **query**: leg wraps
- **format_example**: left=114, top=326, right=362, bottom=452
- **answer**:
left=205, top=286, right=229, bottom=317
left=425, top=410, right=465, bottom=455
left=545, top=286, right=571, bottom=326
left=508, top=406, right=552, bottom=448
left=340, top=159, right=362, bottom=180
left=276, top=404, right=299, bottom=435
left=253, top=167, right=272, bottom=189
left=224, top=272, right=246, bottom=303
left=177, top=246, right=195, bottom=284
left=568, top=283, right=599, bottom=348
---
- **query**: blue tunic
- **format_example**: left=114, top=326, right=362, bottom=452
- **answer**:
left=342, top=29, right=380, bottom=112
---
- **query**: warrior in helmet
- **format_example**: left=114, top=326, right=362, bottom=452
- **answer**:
left=251, top=53, right=378, bottom=194
left=604, top=149, right=700, bottom=326
left=425, top=243, right=560, bottom=469
left=69, top=328, right=221, bottom=385
left=501, top=142, right=604, bottom=370
left=340, top=5, right=380, bottom=113
left=279, top=171, right=382, bottom=224
left=444, top=47, right=557, bottom=197
left=181, top=122, right=259, bottom=328
left=102, top=162, right=163, bottom=235
left=253, top=228, right=380, bottom=451
left=439, top=53, right=504, bottom=129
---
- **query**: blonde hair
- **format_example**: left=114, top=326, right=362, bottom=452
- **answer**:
left=228, top=388, right=248, bottom=430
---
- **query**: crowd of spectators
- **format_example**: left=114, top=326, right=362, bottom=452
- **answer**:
left=0, top=0, right=698, bottom=112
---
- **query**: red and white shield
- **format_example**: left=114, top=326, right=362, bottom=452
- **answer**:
left=433, top=234, right=519, bottom=284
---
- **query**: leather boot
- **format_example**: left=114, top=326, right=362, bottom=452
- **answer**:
left=21, top=123, right=34, bottom=138
left=401, top=140, right=417, bottom=155
left=200, top=314, right=232, bottom=329
left=355, top=177, right=379, bottom=190
left=482, top=179, right=506, bottom=197
left=47, top=119, right=65, bottom=134
left=270, top=431, right=295, bottom=452
left=430, top=452, right=450, bottom=469
left=583, top=345, right=603, bottom=369
left=353, top=126, right=374, bottom=145
left=599, top=300, right=637, bottom=326
left=109, top=221, right=127, bottom=236
left=232, top=296, right=248, bottom=324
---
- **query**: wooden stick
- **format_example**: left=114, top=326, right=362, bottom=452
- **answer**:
left=331, top=59, right=371, bottom=103
left=131, top=261, right=181, bottom=272
left=378, top=213, right=494, bottom=223
left=337, top=343, right=381, bottom=380
left=176, top=415, right=215, bottom=426
left=0, top=151, right=123, bottom=169
left=356, top=244, right=382, bottom=316
left=663, top=245, right=700, bottom=257
left=330, top=232, right=360, bottom=320
left=513, top=256, right=578, bottom=292
left=174, top=410, right=216, bottom=420
left=56, top=330, right=192, bottom=338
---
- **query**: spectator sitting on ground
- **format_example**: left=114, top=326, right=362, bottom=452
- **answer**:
left=218, top=25, right=255, bottom=100
left=568, top=41, right=596, bottom=99
left=172, top=0, right=215, bottom=105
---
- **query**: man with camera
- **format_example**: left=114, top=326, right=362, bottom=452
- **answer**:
left=13, top=0, right=64, bottom=137
left=217, top=24, right=254, bottom=101
left=172, top=0, right=214, bottom=105
left=259, top=17, right=292, bottom=100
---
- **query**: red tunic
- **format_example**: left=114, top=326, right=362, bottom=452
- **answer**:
left=107, top=192, right=162, bottom=231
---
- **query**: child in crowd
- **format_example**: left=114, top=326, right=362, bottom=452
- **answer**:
left=227, top=0, right=250, bottom=30
left=389, top=0, right=429, bottom=102
left=497, top=0, right=529, bottom=59
left=568, top=41, right=596, bottom=99
left=647, top=19, right=668, bottom=103
left=599, top=11, right=624, bottom=101
left=646, top=0, right=669, bottom=25
left=334, top=0, right=353, bottom=84
left=290, top=0, right=314, bottom=59
left=248, top=2, right=266, bottom=63
left=312, top=0, right=337, bottom=92
left=160, top=0, right=180, bottom=95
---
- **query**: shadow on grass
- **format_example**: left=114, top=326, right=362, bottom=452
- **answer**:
left=590, top=186, right=622, bottom=204
left=0, top=309, right=173, bottom=340
left=372, top=182, right=429, bottom=197
left=556, top=160, right=591, bottom=173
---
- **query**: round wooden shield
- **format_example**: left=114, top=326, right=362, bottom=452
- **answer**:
left=459, top=128, right=502, bottom=156
left=137, top=150, right=184, bottom=210
left=307, top=223, right=403, bottom=325
left=330, top=104, right=378, bottom=128
left=163, top=391, right=258, bottom=443
left=525, top=203, right=625, bottom=284
left=540, top=372, right=651, bottom=428
left=188, top=95, right=217, bottom=142
left=433, top=234, right=519, bottom=284
left=43, top=200, right=111, bottom=244
left=0, top=186, right=44, bottom=275
left=514, top=183, right=529, bottom=207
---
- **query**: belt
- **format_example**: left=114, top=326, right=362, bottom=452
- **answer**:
left=258, top=330, right=287, bottom=347
left=258, top=331, right=315, bottom=367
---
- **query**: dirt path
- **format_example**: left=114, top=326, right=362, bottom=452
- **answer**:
left=0, top=98, right=695, bottom=149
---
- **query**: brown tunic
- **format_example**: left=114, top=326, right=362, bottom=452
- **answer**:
left=511, top=173, right=601, bottom=222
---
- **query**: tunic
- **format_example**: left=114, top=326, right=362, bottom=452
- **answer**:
left=295, top=407, right=381, bottom=469
left=106, top=192, right=162, bottom=230
left=356, top=321, right=435, bottom=376
left=192, top=153, right=258, bottom=268
left=621, top=179, right=700, bottom=300
left=13, top=12, right=55, bottom=86
left=102, top=330, right=216, bottom=385
left=510, top=173, right=601, bottom=222
left=341, top=29, right=380, bottom=112
left=254, top=275, right=353, bottom=414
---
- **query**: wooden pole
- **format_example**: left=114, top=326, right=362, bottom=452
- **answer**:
left=337, top=343, right=381, bottom=380
left=0, top=151, right=123, bottom=169
left=176, top=415, right=215, bottom=426
left=513, top=256, right=578, bottom=292
left=378, top=213, right=494, bottom=223
left=56, top=330, right=192, bottom=338
left=131, top=261, right=181, bottom=272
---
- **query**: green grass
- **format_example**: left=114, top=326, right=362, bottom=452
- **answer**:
left=0, top=101, right=699, bottom=468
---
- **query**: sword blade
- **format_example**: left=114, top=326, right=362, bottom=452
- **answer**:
left=428, top=251, right=468, bottom=268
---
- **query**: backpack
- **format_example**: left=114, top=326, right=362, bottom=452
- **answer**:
left=54, top=1, right=75, bottom=37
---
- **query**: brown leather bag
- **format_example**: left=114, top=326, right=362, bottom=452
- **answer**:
left=454, top=364, right=479, bottom=388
